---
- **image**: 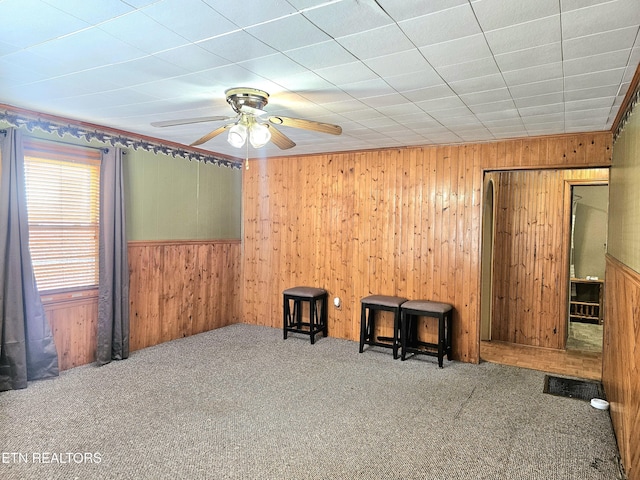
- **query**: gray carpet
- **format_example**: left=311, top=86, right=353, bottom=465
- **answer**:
left=0, top=324, right=624, bottom=480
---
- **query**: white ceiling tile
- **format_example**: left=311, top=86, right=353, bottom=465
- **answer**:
left=375, top=0, right=467, bottom=22
left=565, top=107, right=611, bottom=121
left=494, top=42, right=562, bottom=72
left=204, top=0, right=297, bottom=28
left=509, top=78, right=564, bottom=98
left=502, top=61, right=563, bottom=87
left=449, top=73, right=507, bottom=95
left=402, top=84, right=458, bottom=103
left=198, top=30, right=277, bottom=62
left=563, top=25, right=639, bottom=60
left=78, top=56, right=190, bottom=90
left=315, top=62, right=378, bottom=85
left=25, top=29, right=148, bottom=72
left=472, top=0, right=559, bottom=31
left=565, top=97, right=616, bottom=112
left=419, top=34, right=493, bottom=67
left=284, top=41, right=357, bottom=70
left=340, top=78, right=396, bottom=98
left=98, top=11, right=190, bottom=54
left=514, top=93, right=564, bottom=109
left=560, top=0, right=611, bottom=12
left=359, top=93, right=412, bottom=109
left=321, top=99, right=369, bottom=114
left=271, top=70, right=338, bottom=92
left=437, top=57, right=500, bottom=83
left=564, top=49, right=632, bottom=77
left=429, top=106, right=474, bottom=120
left=484, top=15, right=561, bottom=54
left=415, top=96, right=467, bottom=112
left=565, top=85, right=620, bottom=102
left=562, top=0, right=640, bottom=40
left=474, top=109, right=520, bottom=121
left=470, top=99, right=517, bottom=114
left=384, top=67, right=444, bottom=92
left=399, top=4, right=482, bottom=47
left=238, top=53, right=309, bottom=80
left=337, top=24, right=416, bottom=61
left=246, top=14, right=330, bottom=51
left=153, top=45, right=231, bottom=71
left=43, top=0, right=135, bottom=23
left=459, top=88, right=513, bottom=105
left=564, top=68, right=626, bottom=91
left=518, top=103, right=564, bottom=117
left=522, top=113, right=564, bottom=124
left=142, top=0, right=238, bottom=42
left=0, top=0, right=89, bottom=49
left=0, top=49, right=71, bottom=79
left=364, top=49, right=433, bottom=78
left=301, top=0, right=393, bottom=38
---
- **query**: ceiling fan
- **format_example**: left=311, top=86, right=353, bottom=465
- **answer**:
left=151, top=87, right=342, bottom=150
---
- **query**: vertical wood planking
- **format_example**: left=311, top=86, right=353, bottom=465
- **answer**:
left=603, top=255, right=640, bottom=480
left=129, top=240, right=241, bottom=351
left=490, top=168, right=608, bottom=349
left=242, top=132, right=612, bottom=361
left=46, top=299, right=98, bottom=371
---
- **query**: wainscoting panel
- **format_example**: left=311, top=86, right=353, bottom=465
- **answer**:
left=45, top=297, right=98, bottom=371
left=128, top=240, right=242, bottom=352
left=603, top=255, right=640, bottom=480
left=242, top=132, right=612, bottom=363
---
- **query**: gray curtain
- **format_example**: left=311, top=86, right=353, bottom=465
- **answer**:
left=97, top=147, right=129, bottom=365
left=0, top=128, right=59, bottom=391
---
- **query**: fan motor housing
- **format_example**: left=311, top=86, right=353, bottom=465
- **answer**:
left=225, top=87, right=269, bottom=113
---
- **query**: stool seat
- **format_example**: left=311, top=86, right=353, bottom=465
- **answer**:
left=402, top=300, right=452, bottom=314
left=401, top=300, right=453, bottom=367
left=283, top=287, right=328, bottom=344
left=361, top=295, right=408, bottom=308
left=359, top=295, right=408, bottom=359
left=283, top=286, right=327, bottom=298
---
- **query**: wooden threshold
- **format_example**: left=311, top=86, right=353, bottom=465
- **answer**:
left=480, top=340, right=602, bottom=381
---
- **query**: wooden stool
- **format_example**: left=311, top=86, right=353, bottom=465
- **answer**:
left=283, top=287, right=328, bottom=344
left=400, top=300, right=453, bottom=367
left=359, top=295, right=408, bottom=359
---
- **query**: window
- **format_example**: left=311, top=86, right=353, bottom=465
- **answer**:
left=23, top=139, right=101, bottom=293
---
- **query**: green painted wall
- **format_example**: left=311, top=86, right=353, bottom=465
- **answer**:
left=0, top=122, right=242, bottom=241
left=609, top=107, right=640, bottom=271
left=123, top=149, right=241, bottom=241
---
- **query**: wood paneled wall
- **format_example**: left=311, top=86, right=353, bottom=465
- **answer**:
left=128, top=240, right=242, bottom=352
left=489, top=168, right=609, bottom=349
left=242, top=132, right=612, bottom=363
left=45, top=297, right=98, bottom=371
left=44, top=240, right=242, bottom=370
left=603, top=255, right=640, bottom=480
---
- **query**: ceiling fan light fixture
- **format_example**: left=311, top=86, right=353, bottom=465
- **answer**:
left=227, top=123, right=247, bottom=148
left=249, top=123, right=271, bottom=148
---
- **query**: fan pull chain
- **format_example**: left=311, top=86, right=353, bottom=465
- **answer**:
left=245, top=139, right=249, bottom=170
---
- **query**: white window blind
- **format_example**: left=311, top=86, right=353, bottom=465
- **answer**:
left=23, top=139, right=101, bottom=292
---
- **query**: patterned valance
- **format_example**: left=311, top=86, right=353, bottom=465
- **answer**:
left=0, top=107, right=241, bottom=169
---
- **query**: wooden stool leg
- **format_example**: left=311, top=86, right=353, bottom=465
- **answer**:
left=393, top=308, right=400, bottom=359
left=310, top=298, right=316, bottom=344
left=283, top=296, right=289, bottom=340
left=438, top=313, right=445, bottom=368
left=446, top=311, right=452, bottom=361
left=359, top=305, right=367, bottom=352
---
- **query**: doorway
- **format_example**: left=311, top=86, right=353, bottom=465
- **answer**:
left=567, top=184, right=608, bottom=353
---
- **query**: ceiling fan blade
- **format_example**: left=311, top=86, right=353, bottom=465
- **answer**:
left=266, top=125, right=296, bottom=150
left=151, top=115, right=234, bottom=128
left=189, top=124, right=233, bottom=147
left=268, top=115, right=342, bottom=135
